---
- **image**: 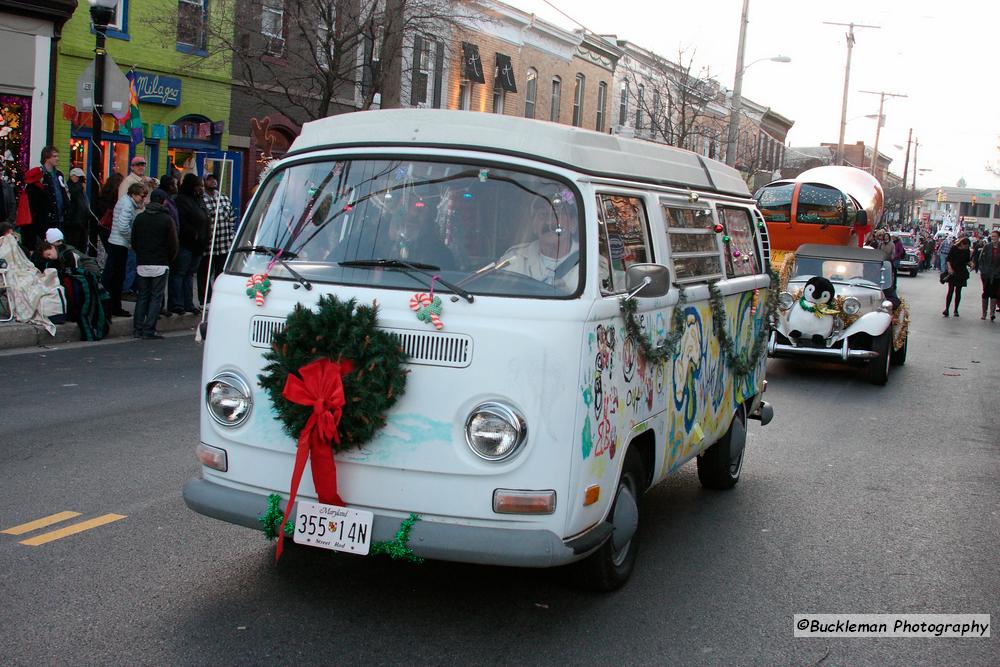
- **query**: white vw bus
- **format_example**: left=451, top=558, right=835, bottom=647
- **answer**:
left=184, top=110, right=774, bottom=590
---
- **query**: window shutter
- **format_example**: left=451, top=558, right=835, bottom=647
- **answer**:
left=432, top=41, right=444, bottom=108
left=410, top=35, right=426, bottom=106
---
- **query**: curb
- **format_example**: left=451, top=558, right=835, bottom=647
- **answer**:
left=0, top=311, right=203, bottom=351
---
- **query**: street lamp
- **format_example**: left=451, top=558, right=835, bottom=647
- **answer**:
left=88, top=0, right=116, bottom=189
left=724, top=1, right=790, bottom=168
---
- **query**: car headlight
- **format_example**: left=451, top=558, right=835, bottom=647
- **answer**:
left=465, top=402, right=527, bottom=461
left=778, top=291, right=794, bottom=311
left=206, top=372, right=253, bottom=427
left=842, top=296, right=861, bottom=316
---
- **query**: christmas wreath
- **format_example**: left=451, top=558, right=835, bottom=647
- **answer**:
left=259, top=295, right=408, bottom=449
left=258, top=294, right=409, bottom=559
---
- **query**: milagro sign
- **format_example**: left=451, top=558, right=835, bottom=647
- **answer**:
left=133, top=71, right=182, bottom=107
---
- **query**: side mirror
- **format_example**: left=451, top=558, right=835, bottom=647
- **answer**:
left=625, top=263, right=671, bottom=299
left=855, top=210, right=868, bottom=227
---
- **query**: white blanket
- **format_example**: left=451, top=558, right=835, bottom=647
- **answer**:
left=0, top=235, right=58, bottom=336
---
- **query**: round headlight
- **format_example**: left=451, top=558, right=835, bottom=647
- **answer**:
left=778, top=291, right=794, bottom=311
left=465, top=402, right=527, bottom=461
left=206, top=372, right=253, bottom=427
left=842, top=296, right=861, bottom=316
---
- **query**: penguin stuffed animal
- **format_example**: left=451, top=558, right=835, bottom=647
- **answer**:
left=787, top=276, right=837, bottom=345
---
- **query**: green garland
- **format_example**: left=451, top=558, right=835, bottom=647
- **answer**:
left=258, top=493, right=423, bottom=562
left=619, top=285, right=689, bottom=365
left=258, top=295, right=409, bottom=452
left=706, top=269, right=780, bottom=381
left=619, top=269, right=779, bottom=382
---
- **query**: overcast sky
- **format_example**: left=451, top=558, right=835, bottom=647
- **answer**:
left=504, top=0, right=999, bottom=192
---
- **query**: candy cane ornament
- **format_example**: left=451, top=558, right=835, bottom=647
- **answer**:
left=409, top=292, right=444, bottom=330
left=246, top=273, right=272, bottom=306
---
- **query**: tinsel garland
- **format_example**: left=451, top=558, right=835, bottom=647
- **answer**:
left=619, top=270, right=778, bottom=381
left=619, top=285, right=689, bottom=365
left=258, top=493, right=423, bottom=562
left=369, top=513, right=424, bottom=563
left=706, top=270, right=780, bottom=380
left=892, top=298, right=909, bottom=351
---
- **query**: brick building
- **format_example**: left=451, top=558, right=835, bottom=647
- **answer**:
left=398, top=1, right=621, bottom=133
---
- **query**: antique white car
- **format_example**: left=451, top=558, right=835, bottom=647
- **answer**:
left=769, top=243, right=909, bottom=385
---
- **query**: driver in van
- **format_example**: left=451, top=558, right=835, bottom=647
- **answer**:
left=501, top=196, right=579, bottom=289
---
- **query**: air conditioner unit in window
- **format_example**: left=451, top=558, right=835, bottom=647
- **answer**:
left=265, top=36, right=285, bottom=57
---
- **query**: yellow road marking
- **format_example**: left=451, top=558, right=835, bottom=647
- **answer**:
left=19, top=514, right=127, bottom=546
left=1, top=511, right=81, bottom=536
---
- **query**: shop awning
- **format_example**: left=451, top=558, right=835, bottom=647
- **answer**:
left=495, top=53, right=517, bottom=93
left=461, top=42, right=485, bottom=83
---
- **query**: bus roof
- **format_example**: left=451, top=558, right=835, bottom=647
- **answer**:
left=288, top=109, right=751, bottom=198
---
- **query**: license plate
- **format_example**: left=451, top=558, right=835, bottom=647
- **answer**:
left=293, top=500, right=373, bottom=555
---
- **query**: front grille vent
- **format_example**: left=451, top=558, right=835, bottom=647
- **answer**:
left=250, top=316, right=287, bottom=348
left=249, top=318, right=472, bottom=367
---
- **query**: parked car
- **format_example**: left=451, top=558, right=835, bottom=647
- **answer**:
left=891, top=231, right=921, bottom=276
left=769, top=243, right=908, bottom=385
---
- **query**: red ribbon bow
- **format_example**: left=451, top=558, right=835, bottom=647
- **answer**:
left=275, top=357, right=353, bottom=561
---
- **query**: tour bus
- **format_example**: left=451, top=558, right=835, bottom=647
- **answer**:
left=184, top=109, right=774, bottom=590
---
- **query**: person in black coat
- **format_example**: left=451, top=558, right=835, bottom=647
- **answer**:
left=168, top=174, right=209, bottom=314
left=131, top=190, right=180, bottom=338
left=943, top=236, right=972, bottom=317
left=64, top=167, right=94, bottom=253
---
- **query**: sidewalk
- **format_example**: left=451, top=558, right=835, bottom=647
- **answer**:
left=0, top=310, right=202, bottom=351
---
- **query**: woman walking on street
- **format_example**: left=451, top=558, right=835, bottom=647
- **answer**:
left=943, top=236, right=972, bottom=317
left=977, top=229, right=1000, bottom=320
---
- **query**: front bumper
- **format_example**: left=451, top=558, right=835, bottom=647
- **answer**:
left=183, top=477, right=585, bottom=568
left=767, top=331, right=878, bottom=362
left=899, top=259, right=919, bottom=271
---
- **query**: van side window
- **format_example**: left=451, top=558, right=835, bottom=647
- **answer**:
left=718, top=206, right=760, bottom=276
left=596, top=194, right=652, bottom=294
left=662, top=204, right=723, bottom=283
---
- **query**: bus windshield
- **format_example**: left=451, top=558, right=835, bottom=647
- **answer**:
left=796, top=184, right=847, bottom=226
left=228, top=158, right=583, bottom=298
left=755, top=183, right=794, bottom=222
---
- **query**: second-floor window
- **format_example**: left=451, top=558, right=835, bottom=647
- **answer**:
left=524, top=68, right=537, bottom=118
left=177, top=0, right=207, bottom=52
left=618, top=82, right=628, bottom=126
left=596, top=81, right=607, bottom=132
left=571, top=74, right=585, bottom=127
left=262, top=0, right=284, bottom=56
left=635, top=84, right=645, bottom=131
left=550, top=76, right=561, bottom=122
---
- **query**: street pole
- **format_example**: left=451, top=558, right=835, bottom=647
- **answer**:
left=824, top=21, right=879, bottom=166
left=725, top=0, right=750, bottom=167
left=899, top=128, right=912, bottom=227
left=859, top=90, right=906, bottom=178
left=910, top=138, right=919, bottom=225
left=89, top=1, right=116, bottom=190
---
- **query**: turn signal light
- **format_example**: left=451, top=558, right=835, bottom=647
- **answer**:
left=584, top=485, right=600, bottom=506
left=493, top=489, right=556, bottom=514
left=196, top=442, right=228, bottom=472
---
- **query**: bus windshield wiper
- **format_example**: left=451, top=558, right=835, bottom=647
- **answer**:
left=233, top=245, right=312, bottom=290
left=340, top=259, right=474, bottom=303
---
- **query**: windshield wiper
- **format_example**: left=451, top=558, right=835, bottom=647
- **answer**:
left=233, top=245, right=312, bottom=290
left=339, top=258, right=474, bottom=303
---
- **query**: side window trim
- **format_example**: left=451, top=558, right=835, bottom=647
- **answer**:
left=717, top=204, right=762, bottom=278
left=595, top=191, right=655, bottom=296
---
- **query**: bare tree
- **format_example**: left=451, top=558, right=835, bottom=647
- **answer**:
left=165, top=0, right=479, bottom=126
left=621, top=48, right=725, bottom=154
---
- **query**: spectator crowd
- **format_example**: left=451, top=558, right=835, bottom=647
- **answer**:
left=1, top=145, right=238, bottom=340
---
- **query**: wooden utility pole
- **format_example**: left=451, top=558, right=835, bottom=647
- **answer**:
left=859, top=90, right=907, bottom=177
left=899, top=128, right=912, bottom=226
left=824, top=21, right=880, bottom=165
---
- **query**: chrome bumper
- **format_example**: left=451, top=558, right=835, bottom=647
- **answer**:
left=768, top=331, right=878, bottom=361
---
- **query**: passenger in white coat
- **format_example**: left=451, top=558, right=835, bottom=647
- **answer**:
left=501, top=197, right=579, bottom=291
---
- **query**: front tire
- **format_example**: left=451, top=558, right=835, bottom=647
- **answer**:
left=867, top=330, right=892, bottom=385
left=573, top=448, right=645, bottom=592
left=697, top=405, right=747, bottom=490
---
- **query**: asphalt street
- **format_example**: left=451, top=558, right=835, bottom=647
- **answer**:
left=1, top=272, right=997, bottom=666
